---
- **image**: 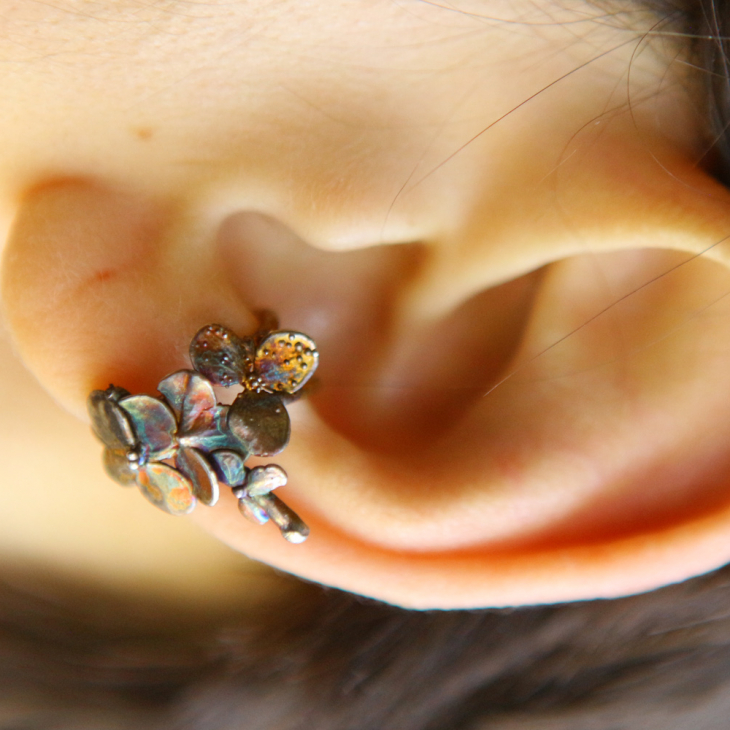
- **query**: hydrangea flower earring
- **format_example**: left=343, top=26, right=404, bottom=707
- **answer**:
left=87, top=315, right=318, bottom=543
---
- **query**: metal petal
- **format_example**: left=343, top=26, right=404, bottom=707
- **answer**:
left=254, top=493, right=309, bottom=543
left=105, top=385, right=132, bottom=403
left=179, top=405, right=251, bottom=458
left=136, top=462, right=197, bottom=515
left=102, top=449, right=137, bottom=486
left=245, top=464, right=287, bottom=497
left=175, top=447, right=220, bottom=506
left=209, top=449, right=247, bottom=487
left=119, top=395, right=177, bottom=460
left=254, top=331, right=318, bottom=394
left=88, top=389, right=137, bottom=451
left=189, top=324, right=253, bottom=387
left=228, top=391, right=290, bottom=456
left=158, top=370, right=216, bottom=433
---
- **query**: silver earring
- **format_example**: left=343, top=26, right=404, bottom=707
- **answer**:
left=87, top=314, right=318, bottom=543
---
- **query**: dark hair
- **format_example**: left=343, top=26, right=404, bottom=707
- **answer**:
left=3, top=561, right=730, bottom=729
left=697, top=0, right=730, bottom=180
left=5, top=1, right=730, bottom=728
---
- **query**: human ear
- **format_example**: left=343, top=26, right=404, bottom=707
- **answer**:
left=5, top=142, right=730, bottom=610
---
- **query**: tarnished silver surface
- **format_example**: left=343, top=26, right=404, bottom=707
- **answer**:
left=210, top=449, right=247, bottom=487
left=158, top=369, right=216, bottom=433
left=176, top=446, right=219, bottom=506
left=230, top=464, right=305, bottom=541
left=255, top=493, right=310, bottom=544
left=102, top=449, right=137, bottom=486
left=228, top=391, right=290, bottom=457
left=189, top=324, right=253, bottom=387
left=245, top=464, right=287, bottom=497
left=160, top=370, right=248, bottom=455
left=119, top=395, right=177, bottom=462
left=87, top=316, right=317, bottom=542
left=88, top=390, right=137, bottom=452
left=237, top=494, right=270, bottom=525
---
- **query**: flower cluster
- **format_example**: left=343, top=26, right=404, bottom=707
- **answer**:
left=87, top=322, right=318, bottom=543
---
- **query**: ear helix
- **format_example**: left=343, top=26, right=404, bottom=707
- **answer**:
left=1, top=179, right=257, bottom=414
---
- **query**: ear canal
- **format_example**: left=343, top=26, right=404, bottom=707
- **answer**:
left=215, top=212, right=548, bottom=456
left=0, top=179, right=257, bottom=416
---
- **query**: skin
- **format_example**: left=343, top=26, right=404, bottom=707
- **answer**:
left=3, top=0, right=730, bottom=609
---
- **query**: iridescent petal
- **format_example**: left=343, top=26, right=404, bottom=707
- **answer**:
left=210, top=449, right=247, bottom=487
left=119, top=396, right=177, bottom=460
left=254, top=331, right=318, bottom=394
left=189, top=324, right=253, bottom=387
left=245, top=464, right=287, bottom=497
left=176, top=447, right=219, bottom=506
left=228, top=391, right=290, bottom=456
left=102, top=449, right=137, bottom=486
left=158, top=370, right=216, bottom=433
left=88, top=390, right=137, bottom=451
left=136, top=462, right=196, bottom=515
left=180, top=405, right=250, bottom=458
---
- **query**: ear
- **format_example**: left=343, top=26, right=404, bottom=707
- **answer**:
left=6, top=160, right=730, bottom=611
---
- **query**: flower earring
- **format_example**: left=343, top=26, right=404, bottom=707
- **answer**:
left=87, top=314, right=318, bottom=543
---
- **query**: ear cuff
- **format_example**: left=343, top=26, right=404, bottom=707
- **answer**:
left=87, top=315, right=318, bottom=543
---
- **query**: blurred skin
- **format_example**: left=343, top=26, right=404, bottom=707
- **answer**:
left=4, top=0, right=730, bottom=609
left=0, top=318, right=273, bottom=607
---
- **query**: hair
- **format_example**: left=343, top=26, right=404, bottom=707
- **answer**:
left=697, top=0, right=730, bottom=178
left=3, top=562, right=730, bottom=729
left=5, top=1, right=730, bottom=728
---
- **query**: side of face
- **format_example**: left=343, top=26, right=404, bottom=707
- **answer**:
left=3, top=0, right=730, bottom=608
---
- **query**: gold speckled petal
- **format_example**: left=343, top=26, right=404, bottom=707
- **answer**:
left=176, top=447, right=219, bottom=506
left=119, top=395, right=177, bottom=460
left=136, top=462, right=197, bottom=515
left=254, top=331, right=318, bottom=394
